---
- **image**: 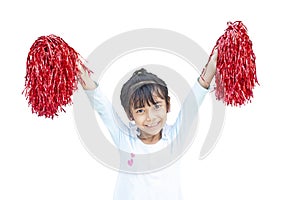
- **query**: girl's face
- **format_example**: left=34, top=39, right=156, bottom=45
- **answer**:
left=131, top=93, right=168, bottom=138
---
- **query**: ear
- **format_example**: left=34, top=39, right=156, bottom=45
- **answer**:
left=166, top=96, right=171, bottom=113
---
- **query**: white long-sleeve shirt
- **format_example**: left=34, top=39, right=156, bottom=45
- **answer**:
left=85, top=81, right=208, bottom=200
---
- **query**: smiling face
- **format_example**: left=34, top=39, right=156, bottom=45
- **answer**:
left=131, top=93, right=169, bottom=138
left=120, top=68, right=170, bottom=142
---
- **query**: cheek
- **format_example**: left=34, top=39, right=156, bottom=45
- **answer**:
left=158, top=110, right=168, bottom=120
left=132, top=114, right=145, bottom=124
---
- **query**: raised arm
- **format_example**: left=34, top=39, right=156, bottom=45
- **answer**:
left=170, top=50, right=217, bottom=145
left=77, top=63, right=130, bottom=147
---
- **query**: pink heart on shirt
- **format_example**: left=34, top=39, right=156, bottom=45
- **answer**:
left=128, top=159, right=133, bottom=167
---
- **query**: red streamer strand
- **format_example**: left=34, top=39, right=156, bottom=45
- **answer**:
left=210, top=21, right=259, bottom=106
left=23, top=35, right=91, bottom=118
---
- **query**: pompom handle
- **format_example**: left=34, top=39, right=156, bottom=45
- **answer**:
left=211, top=21, right=259, bottom=106
left=23, top=35, right=92, bottom=118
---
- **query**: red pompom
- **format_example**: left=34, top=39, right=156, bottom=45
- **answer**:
left=23, top=35, right=91, bottom=118
left=211, top=21, right=259, bottom=106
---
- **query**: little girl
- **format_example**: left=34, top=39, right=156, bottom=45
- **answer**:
left=79, top=51, right=217, bottom=200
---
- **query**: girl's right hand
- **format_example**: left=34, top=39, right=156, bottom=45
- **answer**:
left=78, top=62, right=97, bottom=90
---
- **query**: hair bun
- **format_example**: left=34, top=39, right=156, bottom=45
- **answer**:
left=133, top=68, right=147, bottom=76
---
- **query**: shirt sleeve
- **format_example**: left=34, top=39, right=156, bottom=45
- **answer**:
left=84, top=84, right=130, bottom=146
left=169, top=80, right=209, bottom=142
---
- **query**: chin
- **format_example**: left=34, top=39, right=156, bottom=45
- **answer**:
left=138, top=128, right=160, bottom=137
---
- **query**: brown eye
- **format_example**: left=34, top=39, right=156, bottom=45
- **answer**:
left=154, top=104, right=161, bottom=110
left=136, top=109, right=144, bottom=114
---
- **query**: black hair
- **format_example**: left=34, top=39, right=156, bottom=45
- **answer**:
left=120, top=68, right=170, bottom=119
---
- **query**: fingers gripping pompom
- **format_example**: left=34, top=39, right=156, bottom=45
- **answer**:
left=23, top=35, right=92, bottom=118
left=210, top=21, right=259, bottom=106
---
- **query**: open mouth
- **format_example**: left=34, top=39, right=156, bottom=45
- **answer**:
left=145, top=121, right=160, bottom=128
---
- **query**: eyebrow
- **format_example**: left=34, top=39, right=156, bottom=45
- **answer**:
left=133, top=100, right=163, bottom=109
left=154, top=100, right=163, bottom=104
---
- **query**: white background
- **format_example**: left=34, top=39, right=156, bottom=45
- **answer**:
left=1, top=0, right=299, bottom=199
